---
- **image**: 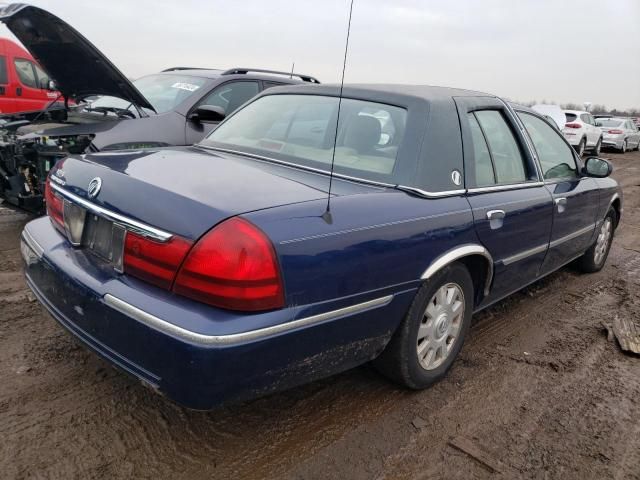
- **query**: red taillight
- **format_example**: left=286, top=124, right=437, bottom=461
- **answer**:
left=45, top=178, right=64, bottom=229
left=565, top=123, right=581, bottom=129
left=173, top=217, right=284, bottom=311
left=607, top=129, right=623, bottom=134
left=123, top=232, right=193, bottom=290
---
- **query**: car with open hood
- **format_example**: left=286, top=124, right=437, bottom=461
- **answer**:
left=0, top=3, right=319, bottom=211
left=21, top=83, right=622, bottom=409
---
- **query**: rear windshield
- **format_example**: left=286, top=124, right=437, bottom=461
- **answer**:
left=564, top=113, right=577, bottom=122
left=596, top=119, right=624, bottom=128
left=201, top=94, right=408, bottom=184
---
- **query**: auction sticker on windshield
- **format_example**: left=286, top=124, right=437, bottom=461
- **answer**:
left=171, top=82, right=201, bottom=92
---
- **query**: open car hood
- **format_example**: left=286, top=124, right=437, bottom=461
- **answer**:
left=0, top=3, right=154, bottom=111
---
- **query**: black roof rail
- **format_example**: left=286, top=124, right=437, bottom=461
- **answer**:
left=161, top=67, right=214, bottom=72
left=221, top=68, right=320, bottom=84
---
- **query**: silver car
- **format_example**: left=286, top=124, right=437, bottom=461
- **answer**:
left=596, top=117, right=640, bottom=153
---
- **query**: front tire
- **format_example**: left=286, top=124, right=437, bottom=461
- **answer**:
left=576, top=208, right=616, bottom=273
left=374, top=263, right=473, bottom=389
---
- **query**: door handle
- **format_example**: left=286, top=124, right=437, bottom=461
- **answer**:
left=555, top=197, right=567, bottom=213
left=16, top=87, right=22, bottom=96
left=486, top=209, right=505, bottom=230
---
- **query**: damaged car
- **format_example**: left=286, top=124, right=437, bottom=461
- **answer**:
left=0, top=3, right=319, bottom=211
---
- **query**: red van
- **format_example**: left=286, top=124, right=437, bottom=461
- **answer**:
left=0, top=37, right=61, bottom=114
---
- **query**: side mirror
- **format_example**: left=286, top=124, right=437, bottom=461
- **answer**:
left=583, top=157, right=613, bottom=178
left=189, top=105, right=225, bottom=123
left=39, top=78, right=56, bottom=91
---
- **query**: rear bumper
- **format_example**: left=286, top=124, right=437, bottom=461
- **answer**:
left=21, top=217, right=414, bottom=409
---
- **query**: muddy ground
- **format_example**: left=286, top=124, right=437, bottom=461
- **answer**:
left=1, top=151, right=640, bottom=480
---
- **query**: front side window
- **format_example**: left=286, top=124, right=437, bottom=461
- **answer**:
left=518, top=112, right=578, bottom=180
left=199, top=81, right=259, bottom=116
left=473, top=110, right=528, bottom=185
left=202, top=94, right=407, bottom=183
left=14, top=58, right=37, bottom=88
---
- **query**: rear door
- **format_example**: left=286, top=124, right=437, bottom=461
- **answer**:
left=516, top=110, right=600, bottom=274
left=456, top=97, right=553, bottom=304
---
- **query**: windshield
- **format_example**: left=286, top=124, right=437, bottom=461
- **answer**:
left=88, top=74, right=207, bottom=114
left=201, top=94, right=408, bottom=184
left=596, top=119, right=624, bottom=128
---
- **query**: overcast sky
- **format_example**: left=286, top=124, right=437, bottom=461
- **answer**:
left=1, top=0, right=639, bottom=110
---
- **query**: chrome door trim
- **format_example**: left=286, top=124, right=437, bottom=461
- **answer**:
left=467, top=182, right=544, bottom=194
left=549, top=224, right=595, bottom=248
left=421, top=244, right=494, bottom=296
left=501, top=244, right=548, bottom=266
left=50, top=183, right=173, bottom=242
left=103, top=293, right=394, bottom=346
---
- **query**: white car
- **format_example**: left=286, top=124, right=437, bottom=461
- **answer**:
left=596, top=117, right=640, bottom=153
left=562, top=110, right=603, bottom=156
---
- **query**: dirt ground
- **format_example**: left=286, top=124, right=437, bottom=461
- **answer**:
left=1, top=151, right=639, bottom=480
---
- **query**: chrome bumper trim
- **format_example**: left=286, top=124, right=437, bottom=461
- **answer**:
left=21, top=227, right=44, bottom=258
left=50, top=183, right=173, bottom=242
left=103, top=293, right=394, bottom=346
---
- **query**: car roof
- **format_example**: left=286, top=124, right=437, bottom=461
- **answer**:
left=258, top=83, right=494, bottom=108
left=563, top=110, right=589, bottom=115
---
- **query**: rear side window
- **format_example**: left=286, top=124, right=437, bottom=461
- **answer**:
left=518, top=112, right=578, bottom=180
left=580, top=114, right=591, bottom=124
left=0, top=56, right=7, bottom=84
left=473, top=110, right=528, bottom=185
left=14, top=58, right=38, bottom=88
left=565, top=113, right=577, bottom=122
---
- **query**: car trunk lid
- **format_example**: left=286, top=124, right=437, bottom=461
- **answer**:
left=49, top=146, right=347, bottom=241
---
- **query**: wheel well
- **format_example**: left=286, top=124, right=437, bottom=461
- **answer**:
left=611, top=199, right=621, bottom=227
left=456, top=255, right=491, bottom=307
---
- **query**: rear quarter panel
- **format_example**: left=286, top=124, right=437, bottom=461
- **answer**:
left=245, top=190, right=477, bottom=312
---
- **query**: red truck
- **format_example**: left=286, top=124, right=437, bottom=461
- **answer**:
left=0, top=37, right=60, bottom=114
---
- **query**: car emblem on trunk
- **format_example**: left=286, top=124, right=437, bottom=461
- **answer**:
left=87, top=177, right=102, bottom=198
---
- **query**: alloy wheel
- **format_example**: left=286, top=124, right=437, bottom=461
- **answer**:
left=416, top=283, right=464, bottom=370
left=594, top=217, right=612, bottom=265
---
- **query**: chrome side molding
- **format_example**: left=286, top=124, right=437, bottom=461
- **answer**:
left=103, top=293, right=394, bottom=346
left=421, top=244, right=494, bottom=296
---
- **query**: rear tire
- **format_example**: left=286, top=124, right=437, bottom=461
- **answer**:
left=576, top=208, right=616, bottom=273
left=620, top=140, right=627, bottom=154
left=575, top=138, right=586, bottom=156
left=374, top=263, right=473, bottom=389
left=591, top=138, right=602, bottom=156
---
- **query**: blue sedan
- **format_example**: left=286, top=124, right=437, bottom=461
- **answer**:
left=21, top=84, right=622, bottom=409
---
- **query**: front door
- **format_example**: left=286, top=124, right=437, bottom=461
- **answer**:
left=516, top=110, right=600, bottom=275
left=12, top=57, right=52, bottom=112
left=456, top=97, right=553, bottom=304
